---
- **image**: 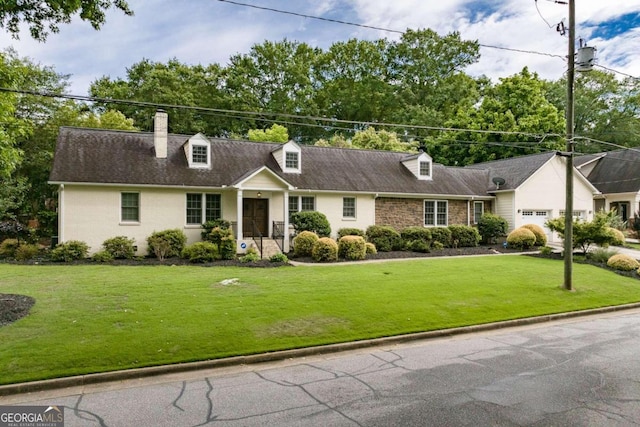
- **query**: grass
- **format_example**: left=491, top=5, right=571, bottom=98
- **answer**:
left=1, top=256, right=640, bottom=385
left=626, top=242, right=640, bottom=250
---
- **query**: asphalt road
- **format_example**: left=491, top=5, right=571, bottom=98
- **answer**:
left=4, top=309, right=640, bottom=426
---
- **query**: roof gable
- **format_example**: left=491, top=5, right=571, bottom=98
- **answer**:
left=585, top=148, right=640, bottom=194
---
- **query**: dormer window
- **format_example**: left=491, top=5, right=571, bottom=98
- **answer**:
left=192, top=145, right=208, bottom=165
left=185, top=133, right=211, bottom=169
left=419, top=160, right=431, bottom=178
left=285, top=151, right=299, bottom=169
left=272, top=140, right=302, bottom=173
left=402, top=151, right=433, bottom=180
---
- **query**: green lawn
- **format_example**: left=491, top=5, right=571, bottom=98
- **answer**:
left=626, top=242, right=640, bottom=250
left=1, top=256, right=640, bottom=385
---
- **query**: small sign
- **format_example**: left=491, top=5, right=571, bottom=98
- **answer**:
left=1, top=406, right=64, bottom=427
left=240, top=242, right=247, bottom=249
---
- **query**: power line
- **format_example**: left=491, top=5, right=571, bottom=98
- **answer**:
left=594, top=64, right=639, bottom=80
left=215, top=0, right=566, bottom=60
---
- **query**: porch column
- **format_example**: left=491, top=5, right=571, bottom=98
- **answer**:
left=236, top=189, right=243, bottom=240
left=283, top=190, right=290, bottom=252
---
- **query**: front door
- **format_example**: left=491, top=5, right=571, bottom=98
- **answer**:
left=243, top=198, right=269, bottom=237
left=610, top=202, right=630, bottom=222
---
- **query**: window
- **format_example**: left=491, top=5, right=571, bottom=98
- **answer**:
left=473, top=201, right=484, bottom=224
left=559, top=210, right=584, bottom=220
left=288, top=195, right=316, bottom=219
left=186, top=193, right=221, bottom=225
left=285, top=151, right=299, bottom=169
left=121, top=193, right=139, bottom=222
left=343, top=197, right=356, bottom=218
left=419, top=161, right=431, bottom=178
left=288, top=196, right=299, bottom=220
left=424, top=200, right=447, bottom=226
left=192, top=145, right=208, bottom=165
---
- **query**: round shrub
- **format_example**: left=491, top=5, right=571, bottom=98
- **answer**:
left=365, top=242, right=377, bottom=255
left=102, top=236, right=136, bottom=259
left=219, top=235, right=237, bottom=260
left=448, top=225, right=481, bottom=248
left=366, top=225, right=402, bottom=252
left=607, top=254, right=640, bottom=271
left=181, top=241, right=219, bottom=263
left=607, top=227, right=625, bottom=246
left=15, top=244, right=39, bottom=261
left=50, top=240, right=89, bottom=262
left=430, top=227, right=452, bottom=248
left=293, top=231, right=319, bottom=257
left=201, top=219, right=232, bottom=240
left=337, top=228, right=365, bottom=238
left=338, top=235, right=366, bottom=261
left=290, top=211, right=331, bottom=237
left=478, top=213, right=508, bottom=244
left=521, top=224, right=548, bottom=246
left=0, top=238, right=19, bottom=258
left=506, top=228, right=536, bottom=250
left=269, top=253, right=289, bottom=263
left=92, top=250, right=114, bottom=263
left=406, top=240, right=430, bottom=253
left=400, top=227, right=431, bottom=249
left=147, top=229, right=187, bottom=258
left=312, top=237, right=338, bottom=262
left=432, top=241, right=444, bottom=251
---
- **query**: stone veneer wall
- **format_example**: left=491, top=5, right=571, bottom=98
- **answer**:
left=375, top=197, right=474, bottom=229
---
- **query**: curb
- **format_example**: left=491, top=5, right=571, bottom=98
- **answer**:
left=3, top=302, right=640, bottom=397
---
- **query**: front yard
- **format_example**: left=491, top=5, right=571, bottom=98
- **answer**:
left=1, top=256, right=640, bottom=385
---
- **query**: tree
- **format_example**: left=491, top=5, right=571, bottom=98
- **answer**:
left=247, top=124, right=289, bottom=143
left=1, top=0, right=133, bottom=41
left=546, top=212, right=618, bottom=254
left=315, top=127, right=416, bottom=152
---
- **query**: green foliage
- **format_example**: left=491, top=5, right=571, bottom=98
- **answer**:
left=0, top=239, right=19, bottom=258
left=240, top=248, right=260, bottom=263
left=14, top=244, right=39, bottom=261
left=181, top=242, right=219, bottom=263
left=539, top=246, right=553, bottom=256
left=606, top=254, right=640, bottom=271
left=506, top=228, right=536, bottom=250
left=92, top=250, right=114, bottom=263
left=406, top=240, right=431, bottom=253
left=102, top=236, right=136, bottom=259
left=203, top=226, right=236, bottom=260
left=201, top=219, right=232, bottom=240
left=521, top=224, right=547, bottom=246
left=50, top=240, right=89, bottom=262
left=448, top=225, right=481, bottom=247
left=146, top=229, right=187, bottom=258
left=430, top=227, right=453, bottom=248
left=337, top=228, right=365, bottom=238
left=351, top=127, right=416, bottom=152
left=247, top=124, right=289, bottom=143
left=546, top=212, right=620, bottom=254
left=365, top=242, right=377, bottom=255
left=400, top=227, right=432, bottom=246
left=365, top=225, right=402, bottom=252
left=312, top=237, right=338, bottom=262
left=477, top=213, right=508, bottom=244
left=607, top=227, right=625, bottom=246
left=431, top=241, right=445, bottom=251
left=338, top=235, right=366, bottom=261
left=36, top=210, right=57, bottom=237
left=588, top=247, right=618, bottom=264
left=269, top=253, right=289, bottom=263
left=290, top=211, right=331, bottom=237
left=293, top=231, right=319, bottom=257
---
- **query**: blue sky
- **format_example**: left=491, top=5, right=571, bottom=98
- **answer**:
left=1, top=0, right=639, bottom=95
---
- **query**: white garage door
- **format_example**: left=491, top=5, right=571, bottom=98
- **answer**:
left=521, top=210, right=552, bottom=239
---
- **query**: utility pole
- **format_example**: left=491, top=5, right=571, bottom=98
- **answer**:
left=564, top=0, right=575, bottom=291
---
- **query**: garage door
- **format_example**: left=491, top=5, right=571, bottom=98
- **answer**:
left=521, top=210, right=552, bottom=239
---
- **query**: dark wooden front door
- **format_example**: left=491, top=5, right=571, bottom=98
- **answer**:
left=243, top=198, right=269, bottom=237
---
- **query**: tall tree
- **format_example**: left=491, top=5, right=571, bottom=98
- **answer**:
left=1, top=0, right=133, bottom=41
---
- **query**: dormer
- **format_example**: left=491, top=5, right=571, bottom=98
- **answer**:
left=272, top=140, right=301, bottom=174
left=402, top=152, right=433, bottom=180
left=184, top=133, right=211, bottom=169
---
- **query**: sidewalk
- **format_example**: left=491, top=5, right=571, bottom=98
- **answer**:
left=547, top=240, right=640, bottom=259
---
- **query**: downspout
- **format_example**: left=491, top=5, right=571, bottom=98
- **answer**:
left=58, top=184, right=64, bottom=243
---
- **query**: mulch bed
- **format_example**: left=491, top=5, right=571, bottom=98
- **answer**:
left=0, top=294, right=35, bottom=327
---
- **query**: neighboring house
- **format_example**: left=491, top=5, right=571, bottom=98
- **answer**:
left=576, top=148, right=640, bottom=226
left=48, top=111, right=599, bottom=255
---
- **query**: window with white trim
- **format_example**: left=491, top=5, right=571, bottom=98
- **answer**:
left=424, top=200, right=447, bottom=226
left=343, top=197, right=356, bottom=218
left=559, top=210, right=584, bottom=220
left=288, top=195, right=315, bottom=220
left=186, top=193, right=221, bottom=224
left=285, top=151, right=299, bottom=169
left=192, top=145, right=208, bottom=165
left=419, top=160, right=431, bottom=179
left=121, top=192, right=139, bottom=222
left=473, top=201, right=484, bottom=224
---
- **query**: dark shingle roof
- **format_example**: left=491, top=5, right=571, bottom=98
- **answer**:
left=49, top=127, right=492, bottom=197
left=585, top=148, right=640, bottom=194
left=465, top=152, right=557, bottom=191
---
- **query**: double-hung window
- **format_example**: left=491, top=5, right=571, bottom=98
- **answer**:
left=186, top=193, right=221, bottom=225
left=424, top=200, right=448, bottom=226
left=288, top=195, right=316, bottom=220
left=473, top=201, right=484, bottom=224
left=285, top=152, right=299, bottom=169
left=343, top=197, right=356, bottom=218
left=121, top=192, right=140, bottom=222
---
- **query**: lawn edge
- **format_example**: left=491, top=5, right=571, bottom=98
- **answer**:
left=3, top=301, right=640, bottom=397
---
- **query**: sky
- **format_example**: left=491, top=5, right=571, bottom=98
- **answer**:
left=1, top=0, right=640, bottom=96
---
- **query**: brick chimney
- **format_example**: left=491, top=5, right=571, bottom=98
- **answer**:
left=154, top=110, right=168, bottom=159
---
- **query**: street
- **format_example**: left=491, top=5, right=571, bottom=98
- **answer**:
left=3, top=309, right=640, bottom=426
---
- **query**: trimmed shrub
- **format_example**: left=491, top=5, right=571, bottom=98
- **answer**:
left=506, top=228, right=536, bottom=250
left=430, top=227, right=452, bottom=248
left=607, top=227, right=625, bottom=246
left=293, top=231, right=319, bottom=257
left=588, top=247, right=618, bottom=264
left=102, top=236, right=136, bottom=259
left=406, top=240, right=430, bottom=253
left=539, top=246, right=553, bottom=256
left=337, top=228, right=365, bottom=238
left=312, top=237, right=338, bottom=262
left=50, top=240, right=89, bottom=262
left=269, top=253, right=289, bottom=263
left=205, top=227, right=236, bottom=260
left=365, top=225, right=402, bottom=252
left=448, top=225, right=481, bottom=248
left=15, top=244, right=39, bottom=261
left=201, top=219, right=232, bottom=240
left=0, top=239, right=19, bottom=258
left=607, top=254, right=640, bottom=271
left=521, top=224, right=547, bottom=246
left=240, top=246, right=260, bottom=263
left=147, top=229, right=187, bottom=258
left=432, top=241, right=444, bottom=251
left=290, top=211, right=331, bottom=237
left=181, top=241, right=219, bottom=263
left=365, top=242, right=377, bottom=255
left=338, top=235, right=366, bottom=261
left=478, top=213, right=508, bottom=244
left=92, top=250, right=114, bottom=263
left=400, top=227, right=431, bottom=246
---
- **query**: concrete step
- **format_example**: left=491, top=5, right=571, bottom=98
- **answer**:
left=255, top=238, right=282, bottom=259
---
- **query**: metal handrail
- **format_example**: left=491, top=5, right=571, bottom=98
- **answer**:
left=272, top=221, right=285, bottom=252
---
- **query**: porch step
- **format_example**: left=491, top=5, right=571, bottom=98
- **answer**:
left=255, top=238, right=282, bottom=259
